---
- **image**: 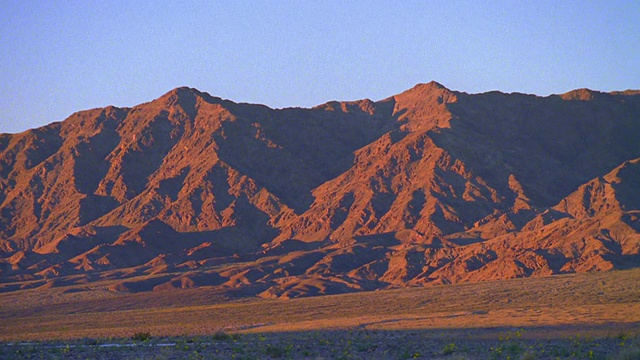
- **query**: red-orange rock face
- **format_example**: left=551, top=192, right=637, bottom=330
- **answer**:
left=1, top=82, right=639, bottom=297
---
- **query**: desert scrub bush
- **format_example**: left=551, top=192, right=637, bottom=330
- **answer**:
left=614, top=338, right=640, bottom=360
left=399, top=349, right=422, bottom=359
left=490, top=329, right=529, bottom=359
left=547, top=343, right=572, bottom=358
left=355, top=338, right=378, bottom=352
left=211, top=330, right=241, bottom=342
left=442, top=342, right=457, bottom=355
left=131, top=331, right=152, bottom=342
left=264, top=343, right=292, bottom=358
left=211, top=331, right=232, bottom=341
left=174, top=339, right=192, bottom=351
left=188, top=349, right=205, bottom=360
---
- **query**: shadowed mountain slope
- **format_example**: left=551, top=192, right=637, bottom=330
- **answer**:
left=1, top=82, right=639, bottom=297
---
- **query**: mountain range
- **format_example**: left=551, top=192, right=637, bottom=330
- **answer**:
left=1, top=81, right=639, bottom=298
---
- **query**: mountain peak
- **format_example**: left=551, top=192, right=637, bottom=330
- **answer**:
left=394, top=81, right=455, bottom=101
left=165, top=86, right=202, bottom=96
left=158, top=86, right=202, bottom=103
left=610, top=89, right=640, bottom=96
left=559, top=88, right=602, bottom=101
left=388, top=81, right=457, bottom=129
left=151, top=86, right=224, bottom=120
left=404, top=81, right=449, bottom=93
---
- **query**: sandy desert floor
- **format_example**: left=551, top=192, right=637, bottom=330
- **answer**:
left=1, top=268, right=638, bottom=358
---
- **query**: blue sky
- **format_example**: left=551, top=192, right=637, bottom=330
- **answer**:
left=1, top=1, right=639, bottom=134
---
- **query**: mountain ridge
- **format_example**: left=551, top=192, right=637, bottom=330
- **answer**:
left=1, top=82, right=639, bottom=298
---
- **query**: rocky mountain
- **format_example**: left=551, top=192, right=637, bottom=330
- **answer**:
left=1, top=82, right=639, bottom=298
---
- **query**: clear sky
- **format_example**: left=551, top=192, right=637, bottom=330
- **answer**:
left=1, top=1, right=639, bottom=134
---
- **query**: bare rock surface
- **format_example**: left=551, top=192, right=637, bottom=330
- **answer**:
left=1, top=82, right=639, bottom=298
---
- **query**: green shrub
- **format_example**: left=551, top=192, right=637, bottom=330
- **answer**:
left=442, top=342, right=456, bottom=355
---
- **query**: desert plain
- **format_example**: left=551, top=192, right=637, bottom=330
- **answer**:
left=1, top=268, right=639, bottom=359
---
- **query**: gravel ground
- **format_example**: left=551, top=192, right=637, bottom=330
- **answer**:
left=2, top=328, right=639, bottom=359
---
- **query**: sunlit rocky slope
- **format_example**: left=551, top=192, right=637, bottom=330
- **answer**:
left=1, top=82, right=639, bottom=297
